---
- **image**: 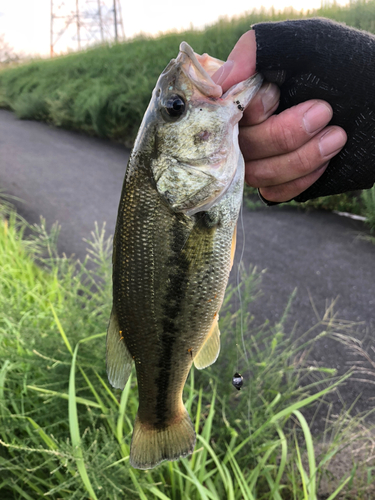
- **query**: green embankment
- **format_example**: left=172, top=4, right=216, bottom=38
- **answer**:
left=0, top=1, right=374, bottom=145
left=1, top=0, right=375, bottom=226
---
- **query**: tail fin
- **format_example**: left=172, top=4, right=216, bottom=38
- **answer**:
left=130, top=408, right=196, bottom=469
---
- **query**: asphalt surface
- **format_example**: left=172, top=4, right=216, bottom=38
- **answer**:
left=1, top=109, right=374, bottom=432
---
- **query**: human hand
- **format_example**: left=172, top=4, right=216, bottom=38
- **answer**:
left=212, top=31, right=347, bottom=203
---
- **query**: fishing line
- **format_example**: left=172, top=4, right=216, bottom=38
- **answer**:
left=236, top=199, right=249, bottom=366
left=236, top=198, right=253, bottom=443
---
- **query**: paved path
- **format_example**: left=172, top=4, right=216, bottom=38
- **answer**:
left=1, top=109, right=374, bottom=430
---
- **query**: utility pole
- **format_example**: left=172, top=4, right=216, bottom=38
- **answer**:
left=98, top=0, right=104, bottom=42
left=76, top=0, right=81, bottom=50
left=117, top=0, right=125, bottom=39
left=113, top=0, right=117, bottom=43
left=50, top=0, right=53, bottom=57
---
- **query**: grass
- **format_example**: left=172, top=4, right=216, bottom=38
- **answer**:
left=362, top=185, right=375, bottom=234
left=1, top=202, right=375, bottom=499
left=290, top=186, right=375, bottom=236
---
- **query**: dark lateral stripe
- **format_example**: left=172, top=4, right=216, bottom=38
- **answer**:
left=154, top=216, right=189, bottom=428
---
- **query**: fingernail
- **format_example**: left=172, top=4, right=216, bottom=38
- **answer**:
left=260, top=83, right=279, bottom=114
left=212, top=60, right=234, bottom=85
left=319, top=129, right=347, bottom=157
left=303, top=102, right=332, bottom=134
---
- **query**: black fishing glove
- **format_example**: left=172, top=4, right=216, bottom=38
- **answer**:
left=253, top=18, right=375, bottom=203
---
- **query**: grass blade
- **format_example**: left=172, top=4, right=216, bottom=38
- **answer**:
left=176, top=463, right=214, bottom=500
left=325, top=475, right=352, bottom=500
left=117, top=373, right=132, bottom=457
left=50, top=302, right=73, bottom=355
left=294, top=433, right=309, bottom=500
left=69, top=343, right=98, bottom=500
left=226, top=445, right=255, bottom=500
left=26, top=385, right=101, bottom=408
left=197, top=434, right=235, bottom=500
left=128, top=469, right=149, bottom=500
left=147, top=486, right=173, bottom=500
left=271, top=425, right=288, bottom=497
left=293, top=410, right=316, bottom=499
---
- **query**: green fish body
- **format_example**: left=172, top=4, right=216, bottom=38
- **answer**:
left=107, top=42, right=262, bottom=469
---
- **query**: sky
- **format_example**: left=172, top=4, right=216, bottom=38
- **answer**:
left=0, top=0, right=349, bottom=58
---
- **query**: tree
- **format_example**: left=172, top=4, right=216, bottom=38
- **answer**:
left=0, top=34, right=19, bottom=64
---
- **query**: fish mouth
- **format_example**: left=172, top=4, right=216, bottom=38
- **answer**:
left=175, top=42, right=223, bottom=98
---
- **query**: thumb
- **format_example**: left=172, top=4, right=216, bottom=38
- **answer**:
left=212, top=30, right=257, bottom=92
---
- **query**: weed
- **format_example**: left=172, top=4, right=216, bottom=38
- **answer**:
left=0, top=204, right=374, bottom=498
left=362, top=185, right=375, bottom=234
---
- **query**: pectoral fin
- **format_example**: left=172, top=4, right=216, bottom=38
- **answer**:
left=106, top=308, right=133, bottom=390
left=194, top=318, right=220, bottom=370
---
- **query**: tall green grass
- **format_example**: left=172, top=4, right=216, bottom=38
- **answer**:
left=1, top=203, right=374, bottom=499
left=1, top=1, right=375, bottom=145
left=362, top=185, right=375, bottom=233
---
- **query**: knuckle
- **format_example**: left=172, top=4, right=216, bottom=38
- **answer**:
left=269, top=116, right=299, bottom=154
left=243, top=95, right=265, bottom=125
left=245, top=162, right=265, bottom=188
left=293, top=147, right=313, bottom=174
left=245, top=170, right=259, bottom=188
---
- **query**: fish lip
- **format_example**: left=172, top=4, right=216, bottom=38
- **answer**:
left=175, top=42, right=223, bottom=99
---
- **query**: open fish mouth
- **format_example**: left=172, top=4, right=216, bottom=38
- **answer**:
left=175, top=42, right=224, bottom=98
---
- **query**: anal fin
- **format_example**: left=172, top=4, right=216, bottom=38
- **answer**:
left=106, top=308, right=133, bottom=390
left=194, top=318, right=220, bottom=370
left=230, top=224, right=237, bottom=271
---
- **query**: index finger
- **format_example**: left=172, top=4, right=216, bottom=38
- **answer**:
left=212, top=30, right=257, bottom=92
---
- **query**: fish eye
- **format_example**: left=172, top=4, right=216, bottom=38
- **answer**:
left=161, top=94, right=186, bottom=121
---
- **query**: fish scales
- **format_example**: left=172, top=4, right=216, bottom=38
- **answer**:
left=107, top=41, right=263, bottom=469
left=114, top=164, right=230, bottom=417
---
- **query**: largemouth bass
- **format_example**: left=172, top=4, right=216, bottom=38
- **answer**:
left=107, top=42, right=262, bottom=470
